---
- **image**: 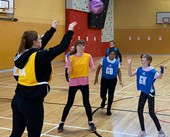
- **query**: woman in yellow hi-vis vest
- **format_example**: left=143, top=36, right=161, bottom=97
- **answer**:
left=10, top=21, right=77, bottom=137
left=13, top=20, right=58, bottom=81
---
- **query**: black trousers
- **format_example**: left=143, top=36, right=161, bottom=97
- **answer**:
left=100, top=77, right=117, bottom=110
left=10, top=94, right=44, bottom=137
left=65, top=68, right=69, bottom=82
left=61, top=85, right=93, bottom=122
left=138, top=92, right=161, bottom=131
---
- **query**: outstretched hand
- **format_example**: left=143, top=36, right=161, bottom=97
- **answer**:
left=51, top=20, right=59, bottom=28
left=68, top=21, right=77, bottom=31
left=127, top=56, right=132, bottom=65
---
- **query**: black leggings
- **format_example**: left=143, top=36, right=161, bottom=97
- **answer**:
left=65, top=68, right=69, bottom=82
left=10, top=94, right=44, bottom=137
left=61, top=85, right=93, bottom=122
left=138, top=92, right=161, bottom=131
left=100, top=77, right=117, bottom=110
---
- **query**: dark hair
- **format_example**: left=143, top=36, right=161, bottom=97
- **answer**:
left=109, top=49, right=116, bottom=55
left=17, top=30, right=38, bottom=53
left=110, top=40, right=115, bottom=44
left=70, top=39, right=85, bottom=55
left=140, top=53, right=152, bottom=66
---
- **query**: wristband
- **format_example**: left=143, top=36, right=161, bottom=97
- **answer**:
left=160, top=66, right=164, bottom=74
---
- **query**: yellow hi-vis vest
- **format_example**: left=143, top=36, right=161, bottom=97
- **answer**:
left=18, top=53, right=53, bottom=86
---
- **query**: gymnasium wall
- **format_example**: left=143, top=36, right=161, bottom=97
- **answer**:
left=0, top=0, right=65, bottom=70
left=114, top=0, right=170, bottom=54
left=66, top=9, right=108, bottom=57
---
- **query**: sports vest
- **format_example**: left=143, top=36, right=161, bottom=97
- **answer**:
left=102, top=57, right=119, bottom=79
left=70, top=53, right=90, bottom=78
left=18, top=52, right=52, bottom=86
left=136, top=67, right=156, bottom=94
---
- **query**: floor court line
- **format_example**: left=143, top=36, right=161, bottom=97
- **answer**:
left=0, top=116, right=138, bottom=136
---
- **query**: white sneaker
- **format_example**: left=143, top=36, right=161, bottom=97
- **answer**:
left=138, top=131, right=146, bottom=137
left=158, top=132, right=167, bottom=137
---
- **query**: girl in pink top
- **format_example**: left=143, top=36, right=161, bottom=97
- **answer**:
left=58, top=40, right=96, bottom=133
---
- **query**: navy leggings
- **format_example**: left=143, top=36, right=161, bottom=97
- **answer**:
left=100, top=77, right=117, bottom=110
left=138, top=92, right=161, bottom=131
left=10, top=94, right=44, bottom=137
left=61, top=85, right=93, bottom=122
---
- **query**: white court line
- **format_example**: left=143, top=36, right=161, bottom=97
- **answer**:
left=1, top=60, right=170, bottom=137
left=0, top=116, right=138, bottom=137
left=41, top=126, right=61, bottom=137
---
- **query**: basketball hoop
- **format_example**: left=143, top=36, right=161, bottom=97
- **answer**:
left=7, top=8, right=14, bottom=19
left=162, top=17, right=169, bottom=28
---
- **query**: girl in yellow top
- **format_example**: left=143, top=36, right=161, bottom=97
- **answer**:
left=58, top=40, right=96, bottom=133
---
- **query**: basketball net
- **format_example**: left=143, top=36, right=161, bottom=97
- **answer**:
left=162, top=18, right=169, bottom=28
left=163, top=21, right=168, bottom=28
left=7, top=8, right=14, bottom=19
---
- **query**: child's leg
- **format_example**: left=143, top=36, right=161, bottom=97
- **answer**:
left=148, top=95, right=161, bottom=131
left=138, top=92, right=147, bottom=131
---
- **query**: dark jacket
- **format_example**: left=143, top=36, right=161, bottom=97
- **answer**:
left=14, top=30, right=74, bottom=101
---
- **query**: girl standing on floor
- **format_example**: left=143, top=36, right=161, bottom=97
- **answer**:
left=58, top=39, right=96, bottom=133
left=127, top=53, right=166, bottom=137
left=94, top=50, right=123, bottom=115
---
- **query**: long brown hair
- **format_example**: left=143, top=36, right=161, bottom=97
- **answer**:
left=70, top=39, right=85, bottom=55
left=17, top=30, right=38, bottom=54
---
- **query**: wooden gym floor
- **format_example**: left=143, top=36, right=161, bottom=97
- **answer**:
left=0, top=55, right=170, bottom=137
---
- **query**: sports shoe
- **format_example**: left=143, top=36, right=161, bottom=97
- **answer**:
left=100, top=98, right=106, bottom=108
left=158, top=132, right=167, bottom=137
left=106, top=110, right=112, bottom=116
left=58, top=123, right=64, bottom=132
left=138, top=131, right=146, bottom=137
left=89, top=123, right=96, bottom=132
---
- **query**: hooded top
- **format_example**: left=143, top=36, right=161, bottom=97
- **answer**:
left=13, top=27, right=56, bottom=80
left=14, top=30, right=74, bottom=101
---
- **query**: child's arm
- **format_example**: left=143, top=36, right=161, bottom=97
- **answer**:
left=127, top=57, right=136, bottom=77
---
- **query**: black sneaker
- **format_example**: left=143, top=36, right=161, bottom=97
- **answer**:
left=100, top=98, right=106, bottom=108
left=89, top=123, right=96, bottom=132
left=58, top=123, right=64, bottom=132
left=107, top=110, right=112, bottom=116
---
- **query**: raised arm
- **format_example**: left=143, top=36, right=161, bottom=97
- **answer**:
left=127, top=57, right=136, bottom=77
left=36, top=21, right=77, bottom=64
left=41, top=20, right=58, bottom=49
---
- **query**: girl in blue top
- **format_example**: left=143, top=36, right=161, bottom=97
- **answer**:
left=94, top=50, right=123, bottom=115
left=127, top=53, right=166, bottom=137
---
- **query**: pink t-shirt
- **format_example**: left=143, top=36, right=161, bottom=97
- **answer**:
left=66, top=54, right=94, bottom=86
